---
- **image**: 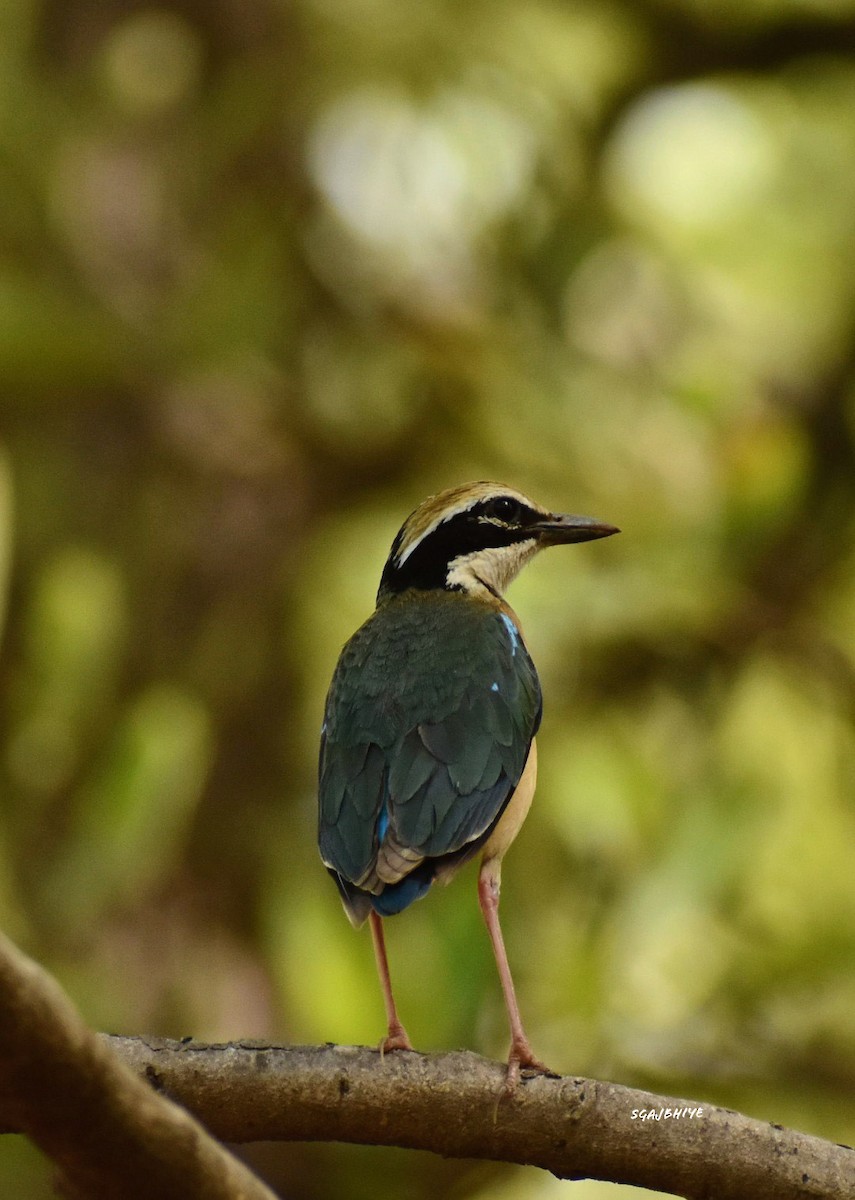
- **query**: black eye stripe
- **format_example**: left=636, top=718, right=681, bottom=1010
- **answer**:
left=379, top=501, right=538, bottom=597
left=486, top=497, right=517, bottom=522
left=472, top=497, right=535, bottom=526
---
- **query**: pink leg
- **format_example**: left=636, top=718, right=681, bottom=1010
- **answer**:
left=478, top=863, right=552, bottom=1090
left=369, top=911, right=413, bottom=1054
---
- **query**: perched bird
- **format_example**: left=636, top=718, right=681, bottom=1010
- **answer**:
left=318, top=481, right=618, bottom=1083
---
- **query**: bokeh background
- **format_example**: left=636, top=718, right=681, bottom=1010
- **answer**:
left=2, top=0, right=855, bottom=1196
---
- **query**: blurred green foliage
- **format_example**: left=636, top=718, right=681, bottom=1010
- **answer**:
left=1, top=1, right=854, bottom=1196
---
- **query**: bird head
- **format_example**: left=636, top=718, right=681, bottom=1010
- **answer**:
left=377, top=481, right=619, bottom=603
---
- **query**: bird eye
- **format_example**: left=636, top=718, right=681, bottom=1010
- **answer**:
left=484, top=496, right=522, bottom=524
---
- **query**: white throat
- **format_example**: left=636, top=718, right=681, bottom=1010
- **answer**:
left=446, top=538, right=540, bottom=598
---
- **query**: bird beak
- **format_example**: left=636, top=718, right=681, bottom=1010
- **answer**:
left=533, top=513, right=620, bottom=545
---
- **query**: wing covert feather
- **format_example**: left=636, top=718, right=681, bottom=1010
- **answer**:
left=318, top=591, right=542, bottom=889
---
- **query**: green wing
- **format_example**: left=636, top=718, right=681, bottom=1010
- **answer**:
left=318, top=591, right=542, bottom=892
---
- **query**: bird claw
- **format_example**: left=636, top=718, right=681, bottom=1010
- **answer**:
left=378, top=1023, right=414, bottom=1058
left=503, top=1041, right=555, bottom=1094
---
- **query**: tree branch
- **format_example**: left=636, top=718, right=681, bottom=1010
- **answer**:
left=0, top=932, right=276, bottom=1200
left=1, top=924, right=852, bottom=1199
left=30, top=1037, right=855, bottom=1200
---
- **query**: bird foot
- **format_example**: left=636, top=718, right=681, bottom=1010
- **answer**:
left=504, top=1039, right=555, bottom=1094
left=378, top=1022, right=414, bottom=1058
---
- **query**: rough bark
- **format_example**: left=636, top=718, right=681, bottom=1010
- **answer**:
left=1, top=926, right=853, bottom=1200
left=0, top=932, right=276, bottom=1200
left=97, top=1038, right=854, bottom=1199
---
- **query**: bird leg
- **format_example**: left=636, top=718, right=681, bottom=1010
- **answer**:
left=369, top=910, right=413, bottom=1054
left=478, top=861, right=552, bottom=1091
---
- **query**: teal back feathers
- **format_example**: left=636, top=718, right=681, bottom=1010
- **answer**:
left=318, top=590, right=541, bottom=923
